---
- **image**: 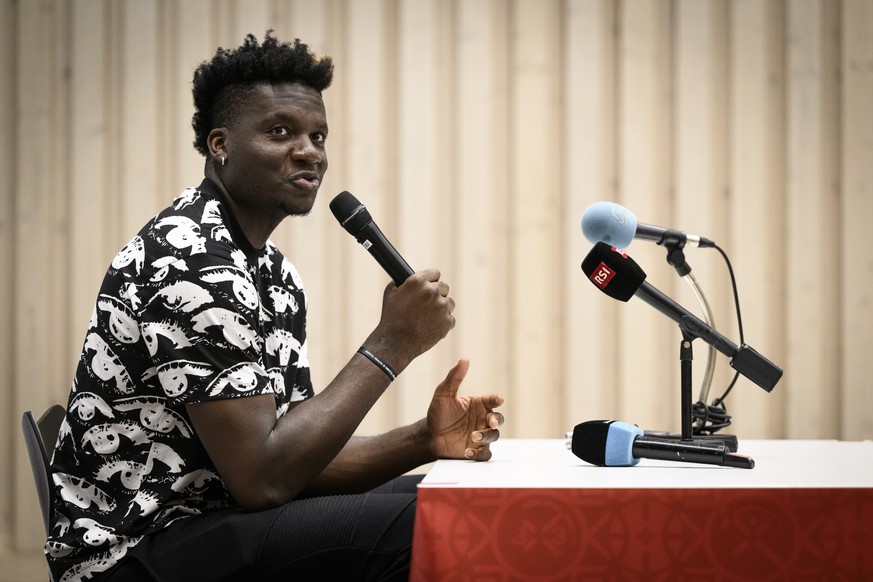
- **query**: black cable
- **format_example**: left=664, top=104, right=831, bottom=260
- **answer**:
left=714, top=243, right=745, bottom=346
left=692, top=243, right=744, bottom=436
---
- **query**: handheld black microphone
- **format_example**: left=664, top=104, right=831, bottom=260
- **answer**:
left=581, top=201, right=715, bottom=249
left=571, top=420, right=754, bottom=469
left=330, top=191, right=415, bottom=286
left=581, top=242, right=782, bottom=392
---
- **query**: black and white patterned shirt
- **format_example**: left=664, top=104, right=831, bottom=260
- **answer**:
left=46, top=179, right=313, bottom=581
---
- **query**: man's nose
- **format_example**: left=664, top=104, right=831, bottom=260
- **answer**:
left=291, top=137, right=322, bottom=163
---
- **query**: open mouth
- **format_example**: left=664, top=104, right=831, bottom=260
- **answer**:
left=288, top=172, right=320, bottom=190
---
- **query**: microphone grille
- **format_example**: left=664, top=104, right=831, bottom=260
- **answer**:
left=571, top=420, right=612, bottom=466
left=329, top=191, right=372, bottom=236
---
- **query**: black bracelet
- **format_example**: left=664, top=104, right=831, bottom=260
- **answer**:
left=356, top=347, right=397, bottom=381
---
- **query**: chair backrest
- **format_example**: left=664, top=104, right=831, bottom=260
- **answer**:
left=21, top=404, right=66, bottom=536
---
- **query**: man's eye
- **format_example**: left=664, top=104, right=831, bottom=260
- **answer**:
left=311, top=132, right=326, bottom=144
left=270, top=126, right=289, bottom=136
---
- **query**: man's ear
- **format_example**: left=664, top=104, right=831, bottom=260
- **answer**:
left=207, top=128, right=228, bottom=160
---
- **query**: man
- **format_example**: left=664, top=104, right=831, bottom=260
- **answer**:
left=47, top=32, right=504, bottom=581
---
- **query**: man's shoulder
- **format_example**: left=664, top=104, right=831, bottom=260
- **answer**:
left=157, top=185, right=222, bottom=231
left=109, top=186, right=242, bottom=279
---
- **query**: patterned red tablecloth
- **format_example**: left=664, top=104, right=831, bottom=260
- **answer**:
left=411, top=439, right=873, bottom=581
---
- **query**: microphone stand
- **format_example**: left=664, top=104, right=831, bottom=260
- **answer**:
left=680, top=333, right=694, bottom=441
left=662, top=241, right=716, bottom=409
left=652, top=241, right=738, bottom=451
left=682, top=271, right=717, bottom=408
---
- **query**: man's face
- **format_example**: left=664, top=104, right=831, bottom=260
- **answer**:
left=218, top=82, right=329, bottom=230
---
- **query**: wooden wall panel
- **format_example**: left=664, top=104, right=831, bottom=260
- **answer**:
left=13, top=0, right=70, bottom=550
left=453, top=0, right=512, bottom=431
left=674, top=0, right=732, bottom=410
left=617, top=0, right=676, bottom=430
left=395, top=0, right=454, bottom=424
left=0, top=0, right=18, bottom=553
left=728, top=0, right=788, bottom=438
left=562, top=0, right=619, bottom=428
left=68, top=1, right=112, bottom=369
left=509, top=0, right=564, bottom=437
left=340, top=0, right=399, bottom=434
left=3, top=0, right=872, bottom=576
left=164, top=0, right=216, bottom=193
left=785, top=0, right=841, bottom=437
left=841, top=0, right=873, bottom=440
left=119, top=0, right=163, bottom=235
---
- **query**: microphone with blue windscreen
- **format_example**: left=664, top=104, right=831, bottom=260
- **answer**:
left=571, top=420, right=754, bottom=469
left=581, top=201, right=715, bottom=249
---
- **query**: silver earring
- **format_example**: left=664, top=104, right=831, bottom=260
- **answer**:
left=221, top=156, right=227, bottom=167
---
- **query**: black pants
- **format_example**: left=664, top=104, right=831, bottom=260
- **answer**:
left=101, top=475, right=423, bottom=582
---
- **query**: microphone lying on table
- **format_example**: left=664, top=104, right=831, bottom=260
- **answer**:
left=571, top=420, right=755, bottom=469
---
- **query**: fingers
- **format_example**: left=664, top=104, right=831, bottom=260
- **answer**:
left=487, top=409, right=505, bottom=430
left=392, top=268, right=440, bottom=287
left=389, top=269, right=445, bottom=293
left=380, top=268, right=456, bottom=355
left=467, top=398, right=504, bottom=461
left=471, top=409, right=503, bottom=443
left=442, top=284, right=455, bottom=321
left=465, top=435, right=497, bottom=461
left=432, top=358, right=469, bottom=398
left=471, top=427, right=500, bottom=444
left=483, top=394, right=505, bottom=414
left=464, top=446, right=493, bottom=461
left=412, top=270, right=451, bottom=303
left=400, top=270, right=455, bottom=319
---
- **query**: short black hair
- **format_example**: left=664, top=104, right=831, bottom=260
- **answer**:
left=191, top=31, right=334, bottom=157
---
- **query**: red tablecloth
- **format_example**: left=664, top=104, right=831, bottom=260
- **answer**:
left=411, top=439, right=873, bottom=580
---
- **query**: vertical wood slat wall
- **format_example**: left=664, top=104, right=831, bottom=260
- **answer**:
left=1, top=0, right=871, bottom=577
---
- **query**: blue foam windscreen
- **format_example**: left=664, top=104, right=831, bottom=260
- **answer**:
left=603, top=421, right=643, bottom=466
left=572, top=419, right=642, bottom=466
left=580, top=201, right=637, bottom=249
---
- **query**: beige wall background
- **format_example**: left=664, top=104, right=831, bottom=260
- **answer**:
left=1, top=0, right=871, bottom=579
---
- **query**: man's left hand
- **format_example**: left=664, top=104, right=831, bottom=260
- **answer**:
left=426, top=358, right=505, bottom=461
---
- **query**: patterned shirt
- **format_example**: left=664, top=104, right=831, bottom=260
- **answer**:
left=46, top=179, right=313, bottom=582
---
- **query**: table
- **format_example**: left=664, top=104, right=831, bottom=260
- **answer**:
left=410, top=439, right=873, bottom=581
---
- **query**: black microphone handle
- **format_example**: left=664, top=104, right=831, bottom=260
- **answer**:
left=636, top=222, right=715, bottom=248
left=633, top=281, right=782, bottom=391
left=632, top=435, right=754, bottom=469
left=634, top=281, right=740, bottom=358
left=634, top=222, right=670, bottom=244
left=355, top=222, right=415, bottom=286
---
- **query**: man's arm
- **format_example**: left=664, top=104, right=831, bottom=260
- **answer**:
left=299, top=421, right=434, bottom=497
left=301, top=358, right=505, bottom=497
left=187, top=352, right=397, bottom=510
left=186, top=270, right=456, bottom=511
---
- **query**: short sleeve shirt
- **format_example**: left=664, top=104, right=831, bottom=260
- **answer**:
left=46, top=179, right=313, bottom=582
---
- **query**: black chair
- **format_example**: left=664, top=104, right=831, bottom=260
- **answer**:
left=21, top=404, right=66, bottom=535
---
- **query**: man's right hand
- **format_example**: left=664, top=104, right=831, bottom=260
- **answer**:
left=363, top=268, right=456, bottom=374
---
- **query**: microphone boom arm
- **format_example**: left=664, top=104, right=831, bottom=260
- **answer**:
left=635, top=284, right=738, bottom=358
left=634, top=283, right=781, bottom=392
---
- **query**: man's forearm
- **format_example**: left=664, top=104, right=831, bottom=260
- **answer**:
left=300, top=418, right=435, bottom=496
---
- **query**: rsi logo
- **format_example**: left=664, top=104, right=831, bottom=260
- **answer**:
left=589, top=262, right=615, bottom=289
